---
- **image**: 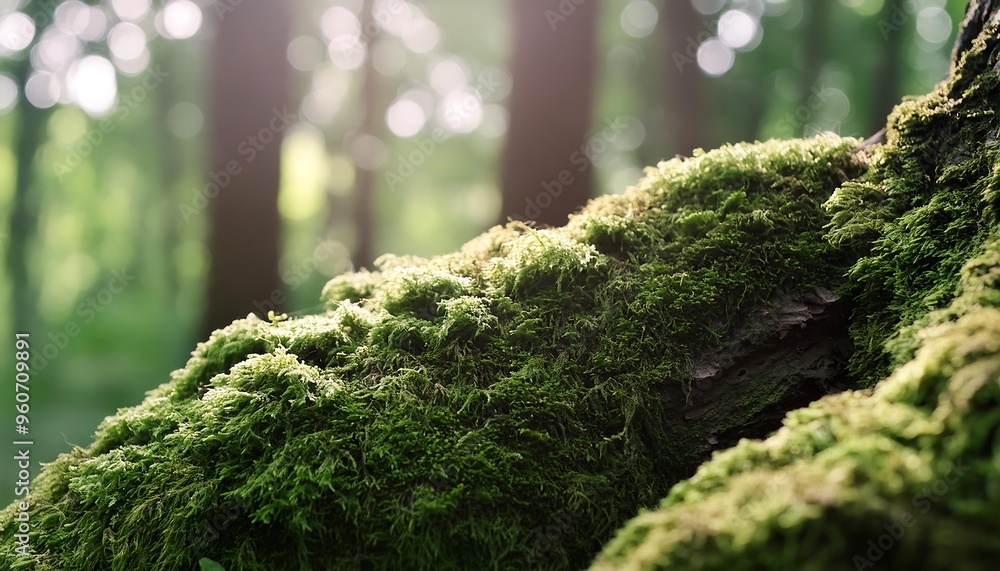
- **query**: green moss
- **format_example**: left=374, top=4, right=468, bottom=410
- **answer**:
left=0, top=136, right=862, bottom=570
left=590, top=21, right=1000, bottom=571
left=591, top=239, right=1000, bottom=571
left=825, top=25, right=1000, bottom=387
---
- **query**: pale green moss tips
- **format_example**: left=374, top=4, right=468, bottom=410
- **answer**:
left=0, top=135, right=863, bottom=570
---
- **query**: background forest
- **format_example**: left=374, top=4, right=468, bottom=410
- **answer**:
left=0, top=0, right=968, bottom=504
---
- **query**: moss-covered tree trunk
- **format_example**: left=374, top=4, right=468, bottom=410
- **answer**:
left=3, top=3, right=1000, bottom=571
left=594, top=2, right=1000, bottom=568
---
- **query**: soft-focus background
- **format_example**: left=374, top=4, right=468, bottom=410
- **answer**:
left=0, top=0, right=967, bottom=504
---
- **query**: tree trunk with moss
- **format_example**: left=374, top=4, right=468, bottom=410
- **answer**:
left=3, top=4, right=1000, bottom=570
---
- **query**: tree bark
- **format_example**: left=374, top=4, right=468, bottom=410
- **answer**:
left=5, top=32, right=49, bottom=336
left=202, top=0, right=292, bottom=336
left=499, top=0, right=599, bottom=227
left=871, top=0, right=905, bottom=133
left=661, top=0, right=710, bottom=158
left=795, top=0, right=831, bottom=136
left=952, top=0, right=1000, bottom=65
left=351, top=0, right=380, bottom=270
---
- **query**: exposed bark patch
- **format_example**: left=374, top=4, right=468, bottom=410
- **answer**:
left=656, top=288, right=853, bottom=456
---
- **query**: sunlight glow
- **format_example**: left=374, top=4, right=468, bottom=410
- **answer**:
left=35, top=29, right=82, bottom=71
left=67, top=56, right=117, bottom=116
left=718, top=10, right=757, bottom=49
left=111, top=0, right=151, bottom=22
left=288, top=35, right=324, bottom=71
left=429, top=58, right=467, bottom=94
left=697, top=38, right=735, bottom=76
left=402, top=19, right=439, bottom=53
left=79, top=6, right=108, bottom=42
left=438, top=88, right=482, bottom=134
left=162, top=0, right=203, bottom=40
left=321, top=7, right=361, bottom=40
left=621, top=1, right=658, bottom=39
left=302, top=65, right=351, bottom=124
left=692, top=0, right=727, bottom=16
left=386, top=99, right=428, bottom=138
left=0, top=12, right=34, bottom=52
left=373, top=0, right=417, bottom=36
left=917, top=7, right=952, bottom=45
left=55, top=1, right=90, bottom=36
left=24, top=71, right=60, bottom=108
left=109, top=23, right=146, bottom=60
left=328, top=36, right=367, bottom=70
left=280, top=126, right=329, bottom=221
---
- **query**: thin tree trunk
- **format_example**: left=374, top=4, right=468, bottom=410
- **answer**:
left=351, top=0, right=380, bottom=270
left=499, top=0, right=599, bottom=227
left=871, top=0, right=905, bottom=133
left=952, top=0, right=999, bottom=64
left=5, top=56, right=48, bottom=335
left=796, top=0, right=831, bottom=136
left=662, top=0, right=710, bottom=157
left=202, top=0, right=292, bottom=335
left=154, top=48, right=183, bottom=299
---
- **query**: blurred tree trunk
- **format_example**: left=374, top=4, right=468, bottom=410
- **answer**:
left=351, top=0, right=380, bottom=270
left=202, top=0, right=292, bottom=336
left=796, top=0, right=831, bottom=136
left=154, top=48, right=182, bottom=301
left=499, top=0, right=599, bottom=227
left=662, top=0, right=710, bottom=158
left=871, top=0, right=905, bottom=133
left=5, top=55, right=48, bottom=335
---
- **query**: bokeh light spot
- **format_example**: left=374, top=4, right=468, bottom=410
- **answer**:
left=697, top=38, right=735, bottom=76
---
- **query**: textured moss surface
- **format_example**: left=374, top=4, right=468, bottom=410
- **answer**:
left=591, top=20, right=1000, bottom=571
left=0, top=137, right=863, bottom=570
left=826, top=25, right=1000, bottom=387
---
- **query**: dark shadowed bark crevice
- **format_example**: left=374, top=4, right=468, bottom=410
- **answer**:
left=655, top=290, right=853, bottom=460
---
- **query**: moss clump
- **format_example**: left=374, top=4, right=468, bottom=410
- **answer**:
left=825, top=22, right=1000, bottom=387
left=590, top=20, right=1000, bottom=571
left=0, top=137, right=862, bottom=570
left=591, top=239, right=1000, bottom=571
